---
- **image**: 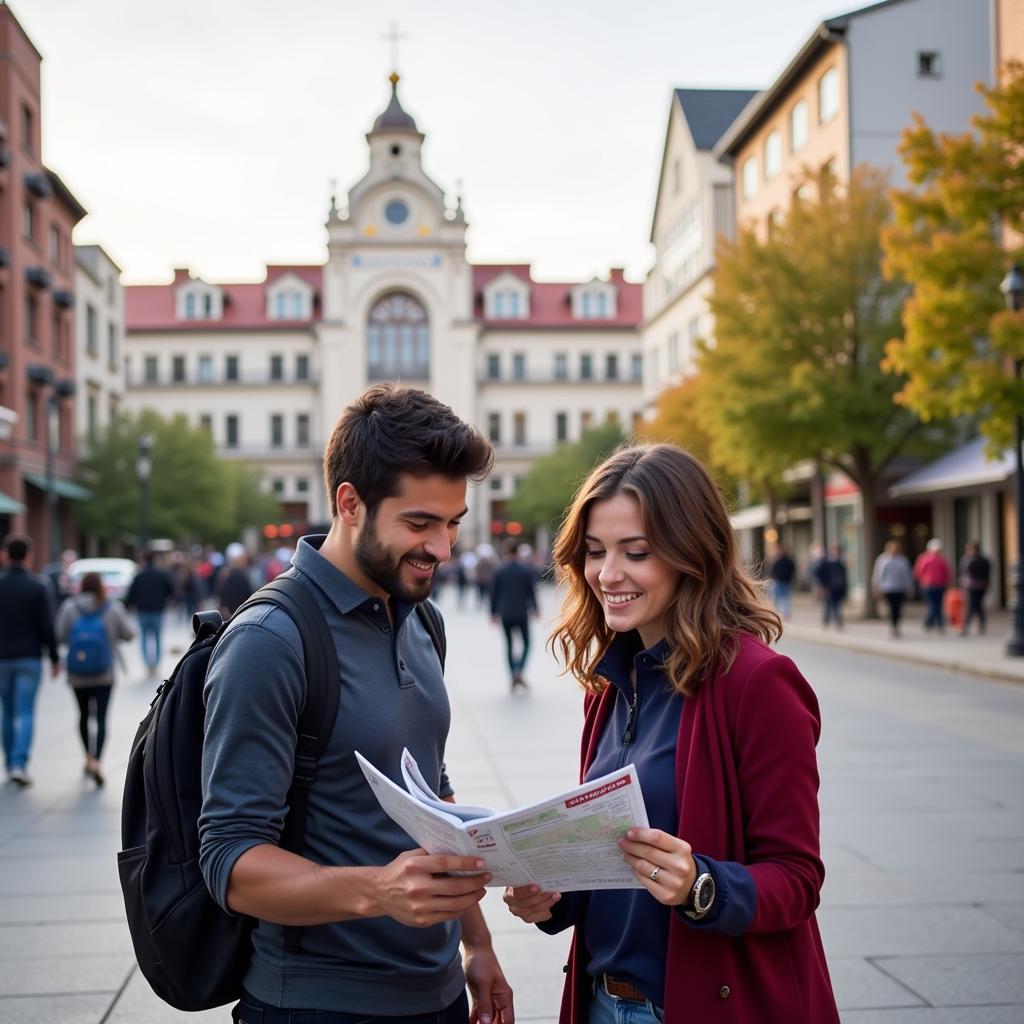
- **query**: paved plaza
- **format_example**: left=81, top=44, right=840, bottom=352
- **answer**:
left=1, top=585, right=1023, bottom=1023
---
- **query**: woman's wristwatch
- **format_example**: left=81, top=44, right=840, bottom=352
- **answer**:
left=682, top=869, right=716, bottom=920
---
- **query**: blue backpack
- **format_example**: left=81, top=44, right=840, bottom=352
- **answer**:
left=67, top=604, right=113, bottom=676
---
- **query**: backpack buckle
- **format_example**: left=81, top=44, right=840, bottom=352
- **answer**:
left=292, top=754, right=316, bottom=787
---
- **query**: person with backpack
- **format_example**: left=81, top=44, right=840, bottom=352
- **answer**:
left=959, top=541, right=991, bottom=636
left=56, top=571, right=135, bottom=786
left=192, top=384, right=512, bottom=1023
left=0, top=534, right=60, bottom=787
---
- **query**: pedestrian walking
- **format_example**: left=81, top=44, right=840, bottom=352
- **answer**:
left=172, top=555, right=201, bottom=624
left=214, top=545, right=255, bottom=617
left=503, top=444, right=838, bottom=1023
left=55, top=571, right=135, bottom=786
left=914, top=538, right=951, bottom=632
left=456, top=549, right=475, bottom=608
left=491, top=538, right=539, bottom=691
left=0, top=534, right=60, bottom=787
left=474, top=543, right=497, bottom=607
left=872, top=540, right=915, bottom=637
left=959, top=541, right=991, bottom=636
left=813, top=544, right=848, bottom=629
left=126, top=553, right=176, bottom=676
left=200, top=383, right=513, bottom=1024
left=767, top=544, right=796, bottom=619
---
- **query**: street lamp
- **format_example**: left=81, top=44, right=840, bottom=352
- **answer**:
left=27, top=365, right=75, bottom=563
left=136, top=433, right=153, bottom=554
left=999, top=262, right=1024, bottom=656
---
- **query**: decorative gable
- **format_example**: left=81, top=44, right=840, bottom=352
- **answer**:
left=483, top=271, right=531, bottom=320
left=266, top=272, right=315, bottom=320
left=571, top=277, right=618, bottom=320
left=175, top=275, right=224, bottom=321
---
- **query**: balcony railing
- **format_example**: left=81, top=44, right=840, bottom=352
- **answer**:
left=219, top=443, right=319, bottom=460
left=127, top=371, right=318, bottom=388
left=478, top=370, right=642, bottom=385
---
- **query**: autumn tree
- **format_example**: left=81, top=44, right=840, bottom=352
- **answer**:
left=702, top=166, right=946, bottom=616
left=883, top=61, right=1024, bottom=452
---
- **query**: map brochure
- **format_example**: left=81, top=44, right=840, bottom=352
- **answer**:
left=355, top=748, right=650, bottom=891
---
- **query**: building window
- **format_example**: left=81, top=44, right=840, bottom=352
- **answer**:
left=580, top=353, right=593, bottom=380
left=108, top=324, right=118, bottom=369
left=85, top=304, right=98, bottom=356
left=296, top=413, right=310, bottom=447
left=581, top=292, right=591, bottom=318
left=22, top=202, right=34, bottom=242
left=25, top=390, right=38, bottom=442
left=555, top=411, right=568, bottom=443
left=606, top=409, right=620, bottom=425
left=271, top=478, right=285, bottom=495
left=275, top=292, right=287, bottom=318
left=513, top=411, right=527, bottom=447
left=918, top=51, right=941, bottom=78
left=507, top=291, right=520, bottom=317
left=605, top=353, right=619, bottom=380
left=109, top=394, right=120, bottom=420
left=21, top=103, right=34, bottom=153
left=270, top=354, right=284, bottom=381
left=144, top=355, right=159, bottom=383
left=487, top=412, right=501, bottom=445
left=554, top=352, right=568, bottom=380
left=87, top=392, right=98, bottom=445
left=489, top=476, right=502, bottom=492
left=296, top=477, right=309, bottom=494
left=271, top=414, right=284, bottom=448
left=199, top=414, right=213, bottom=433
left=492, top=290, right=522, bottom=319
left=225, top=355, right=239, bottom=381
left=291, top=291, right=304, bottom=318
left=172, top=355, right=186, bottom=383
left=818, top=66, right=839, bottom=124
left=203, top=293, right=214, bottom=318
left=668, top=333, right=679, bottom=373
left=225, top=414, right=239, bottom=449
left=198, top=354, right=213, bottom=383
left=366, top=292, right=430, bottom=380
left=486, top=353, right=501, bottom=380
left=764, top=130, right=782, bottom=181
left=51, top=312, right=61, bottom=361
left=741, top=156, right=758, bottom=199
left=580, top=410, right=594, bottom=433
left=49, top=225, right=61, bottom=266
left=790, top=100, right=808, bottom=153
left=631, top=352, right=643, bottom=381
left=512, top=352, right=526, bottom=380
left=296, top=353, right=310, bottom=380
left=184, top=292, right=197, bottom=319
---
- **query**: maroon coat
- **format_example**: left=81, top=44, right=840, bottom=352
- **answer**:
left=558, top=634, right=839, bottom=1024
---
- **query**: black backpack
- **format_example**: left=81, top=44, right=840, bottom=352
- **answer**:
left=117, top=575, right=446, bottom=1011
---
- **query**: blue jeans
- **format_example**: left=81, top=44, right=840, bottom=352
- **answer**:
left=923, top=587, right=945, bottom=629
left=590, top=982, right=663, bottom=1024
left=137, top=611, right=164, bottom=669
left=0, top=658, right=43, bottom=771
left=771, top=580, right=792, bottom=618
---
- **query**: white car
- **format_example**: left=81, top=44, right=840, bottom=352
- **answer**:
left=66, top=558, right=138, bottom=602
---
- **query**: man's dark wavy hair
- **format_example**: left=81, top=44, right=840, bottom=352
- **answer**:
left=323, top=383, right=493, bottom=518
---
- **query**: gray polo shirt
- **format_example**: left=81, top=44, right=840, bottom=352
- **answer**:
left=198, top=535, right=463, bottom=1013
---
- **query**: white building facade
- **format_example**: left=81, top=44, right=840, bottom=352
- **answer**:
left=123, top=76, right=643, bottom=545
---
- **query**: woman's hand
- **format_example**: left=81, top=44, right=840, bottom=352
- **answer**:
left=618, top=828, right=698, bottom=907
left=502, top=884, right=561, bottom=923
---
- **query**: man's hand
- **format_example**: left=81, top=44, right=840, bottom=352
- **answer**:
left=503, top=883, right=561, bottom=923
left=465, top=942, right=514, bottom=1024
left=368, top=850, right=489, bottom=928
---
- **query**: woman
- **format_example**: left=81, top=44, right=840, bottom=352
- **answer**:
left=56, top=571, right=135, bottom=786
left=504, top=444, right=838, bottom=1024
left=872, top=540, right=915, bottom=638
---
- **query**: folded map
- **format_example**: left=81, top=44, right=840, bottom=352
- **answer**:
left=355, top=748, right=650, bottom=890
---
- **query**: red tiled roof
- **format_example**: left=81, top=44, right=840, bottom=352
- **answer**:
left=125, top=266, right=323, bottom=331
left=125, top=263, right=641, bottom=331
left=472, top=265, right=642, bottom=329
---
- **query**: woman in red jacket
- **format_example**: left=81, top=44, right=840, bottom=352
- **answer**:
left=504, top=444, right=839, bottom=1024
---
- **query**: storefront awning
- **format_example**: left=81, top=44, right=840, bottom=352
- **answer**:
left=730, top=504, right=770, bottom=530
left=0, top=490, right=25, bottom=514
left=889, top=437, right=1016, bottom=498
left=22, top=471, right=93, bottom=502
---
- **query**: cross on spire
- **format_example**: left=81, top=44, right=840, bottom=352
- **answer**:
left=381, top=21, right=408, bottom=72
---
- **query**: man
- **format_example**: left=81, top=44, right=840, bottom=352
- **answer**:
left=490, top=539, right=539, bottom=691
left=767, top=545, right=795, bottom=620
left=199, top=383, right=513, bottom=1024
left=0, top=535, right=60, bottom=786
left=215, top=543, right=255, bottom=617
left=813, top=545, right=848, bottom=630
left=959, top=541, right=991, bottom=636
left=126, top=552, right=175, bottom=676
left=914, top=538, right=951, bottom=633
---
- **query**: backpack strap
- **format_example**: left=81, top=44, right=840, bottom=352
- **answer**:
left=232, top=575, right=339, bottom=955
left=415, top=598, right=446, bottom=670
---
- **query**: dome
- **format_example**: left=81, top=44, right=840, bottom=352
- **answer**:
left=372, top=73, right=419, bottom=134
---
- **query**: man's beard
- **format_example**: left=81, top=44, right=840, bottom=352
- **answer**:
left=354, top=515, right=437, bottom=604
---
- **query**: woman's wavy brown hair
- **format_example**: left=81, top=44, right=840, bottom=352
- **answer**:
left=550, top=443, right=781, bottom=696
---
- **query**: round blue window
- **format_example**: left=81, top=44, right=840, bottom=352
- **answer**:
left=384, top=200, right=409, bottom=225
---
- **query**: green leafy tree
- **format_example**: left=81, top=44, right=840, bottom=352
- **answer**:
left=702, top=166, right=945, bottom=616
left=507, top=422, right=625, bottom=534
left=882, top=62, right=1024, bottom=452
left=77, top=410, right=277, bottom=546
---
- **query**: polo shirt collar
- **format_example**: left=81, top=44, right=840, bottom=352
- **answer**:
left=595, top=630, right=670, bottom=690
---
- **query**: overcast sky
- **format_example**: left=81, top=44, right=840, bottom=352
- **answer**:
left=20, top=0, right=850, bottom=285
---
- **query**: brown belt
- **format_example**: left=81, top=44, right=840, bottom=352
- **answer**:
left=601, top=974, right=647, bottom=1003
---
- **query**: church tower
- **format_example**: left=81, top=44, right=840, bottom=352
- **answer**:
left=316, top=73, right=478, bottom=453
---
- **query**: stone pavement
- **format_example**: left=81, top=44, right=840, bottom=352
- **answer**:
left=1, top=585, right=1023, bottom=1022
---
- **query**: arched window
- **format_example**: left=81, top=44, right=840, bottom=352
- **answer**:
left=366, top=292, right=430, bottom=380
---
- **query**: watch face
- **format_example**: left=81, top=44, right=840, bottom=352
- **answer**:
left=695, top=874, right=715, bottom=913
left=384, top=199, right=409, bottom=225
